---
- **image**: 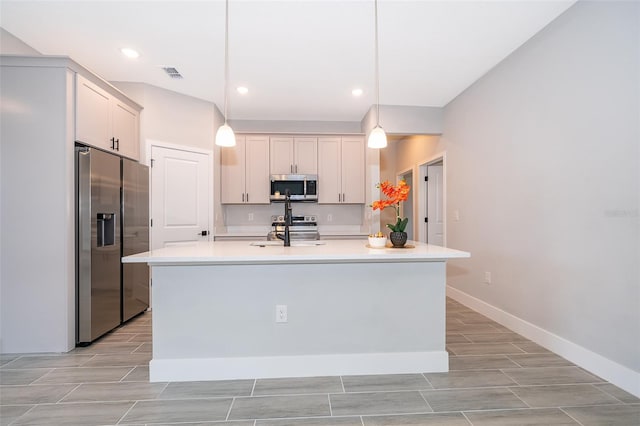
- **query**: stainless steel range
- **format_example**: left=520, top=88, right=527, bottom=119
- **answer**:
left=267, top=215, right=320, bottom=241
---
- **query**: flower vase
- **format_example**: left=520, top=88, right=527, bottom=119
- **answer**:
left=389, top=231, right=408, bottom=248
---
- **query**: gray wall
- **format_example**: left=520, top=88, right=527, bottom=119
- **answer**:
left=0, top=27, right=40, bottom=55
left=441, top=0, right=639, bottom=377
left=230, top=120, right=361, bottom=134
left=1, top=64, right=76, bottom=352
left=111, top=82, right=219, bottom=158
left=361, top=105, right=443, bottom=135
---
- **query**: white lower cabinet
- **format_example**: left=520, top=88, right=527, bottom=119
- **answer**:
left=318, top=136, right=365, bottom=204
left=221, top=135, right=270, bottom=204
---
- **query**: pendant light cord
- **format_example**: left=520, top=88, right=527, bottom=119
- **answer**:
left=374, top=0, right=380, bottom=127
left=223, top=0, right=230, bottom=124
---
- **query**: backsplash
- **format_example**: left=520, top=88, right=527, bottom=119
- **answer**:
left=223, top=204, right=364, bottom=227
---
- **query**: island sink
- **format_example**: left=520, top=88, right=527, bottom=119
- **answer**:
left=250, top=241, right=326, bottom=247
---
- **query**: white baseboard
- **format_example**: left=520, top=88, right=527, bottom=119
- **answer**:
left=447, top=286, right=640, bottom=398
left=149, top=351, right=449, bottom=382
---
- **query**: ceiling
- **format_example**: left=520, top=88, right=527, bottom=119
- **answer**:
left=1, top=0, right=575, bottom=122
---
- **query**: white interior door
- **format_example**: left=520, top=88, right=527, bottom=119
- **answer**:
left=151, top=145, right=210, bottom=249
left=427, top=164, right=444, bottom=246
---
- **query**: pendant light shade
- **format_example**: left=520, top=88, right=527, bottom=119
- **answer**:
left=368, top=125, right=387, bottom=149
left=368, top=0, right=387, bottom=149
left=215, top=123, right=236, bottom=147
left=215, top=0, right=236, bottom=147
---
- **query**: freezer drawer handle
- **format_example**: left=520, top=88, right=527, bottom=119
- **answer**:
left=97, top=213, right=116, bottom=247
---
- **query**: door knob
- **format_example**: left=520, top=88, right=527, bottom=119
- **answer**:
left=198, top=230, right=208, bottom=236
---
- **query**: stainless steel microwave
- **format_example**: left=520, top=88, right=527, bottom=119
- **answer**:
left=270, top=174, right=318, bottom=202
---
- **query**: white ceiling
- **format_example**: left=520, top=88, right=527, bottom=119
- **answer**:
left=1, top=0, right=575, bottom=122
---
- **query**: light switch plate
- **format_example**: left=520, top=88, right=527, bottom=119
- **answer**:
left=276, top=305, right=288, bottom=323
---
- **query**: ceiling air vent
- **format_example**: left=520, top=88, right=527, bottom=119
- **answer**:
left=162, top=67, right=183, bottom=79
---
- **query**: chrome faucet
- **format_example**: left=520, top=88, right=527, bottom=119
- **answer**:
left=276, top=190, right=292, bottom=246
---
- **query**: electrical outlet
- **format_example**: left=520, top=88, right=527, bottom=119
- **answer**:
left=248, top=213, right=254, bottom=221
left=327, top=214, right=333, bottom=222
left=484, top=272, right=492, bottom=284
left=276, top=305, right=288, bottom=323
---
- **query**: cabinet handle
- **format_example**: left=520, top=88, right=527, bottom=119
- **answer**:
left=290, top=164, right=293, bottom=173
left=115, top=138, right=120, bottom=151
left=343, top=193, right=345, bottom=203
left=295, top=165, right=298, bottom=173
left=110, top=137, right=116, bottom=150
left=246, top=193, right=249, bottom=203
left=338, top=193, right=341, bottom=202
left=242, top=193, right=245, bottom=202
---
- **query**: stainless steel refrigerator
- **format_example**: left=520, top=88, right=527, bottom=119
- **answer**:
left=121, top=157, right=150, bottom=322
left=76, top=146, right=149, bottom=345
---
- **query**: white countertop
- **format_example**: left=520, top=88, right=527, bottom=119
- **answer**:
left=123, top=240, right=470, bottom=266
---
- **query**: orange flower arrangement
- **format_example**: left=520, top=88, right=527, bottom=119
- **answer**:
left=372, top=180, right=411, bottom=232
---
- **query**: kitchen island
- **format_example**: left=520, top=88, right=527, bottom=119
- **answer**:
left=123, top=240, right=470, bottom=382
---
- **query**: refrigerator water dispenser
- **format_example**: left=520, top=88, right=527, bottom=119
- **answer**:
left=96, top=213, right=116, bottom=247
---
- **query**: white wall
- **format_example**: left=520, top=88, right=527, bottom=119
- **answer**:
left=439, top=1, right=639, bottom=394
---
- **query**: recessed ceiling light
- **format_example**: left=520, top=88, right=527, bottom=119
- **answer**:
left=120, top=47, right=140, bottom=59
left=237, top=86, right=249, bottom=95
left=352, top=88, right=363, bottom=96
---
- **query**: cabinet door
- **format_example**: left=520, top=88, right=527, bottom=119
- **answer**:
left=317, top=137, right=342, bottom=204
left=245, top=135, right=270, bottom=204
left=112, top=99, right=139, bottom=161
left=341, top=136, right=365, bottom=203
left=294, top=137, right=317, bottom=174
left=269, top=136, right=293, bottom=174
left=220, top=136, right=246, bottom=204
left=76, top=75, right=112, bottom=151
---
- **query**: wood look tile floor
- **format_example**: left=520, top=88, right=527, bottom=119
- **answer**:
left=1, top=298, right=638, bottom=425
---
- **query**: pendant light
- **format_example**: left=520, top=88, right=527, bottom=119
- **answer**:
left=215, top=0, right=236, bottom=147
left=368, top=0, right=387, bottom=149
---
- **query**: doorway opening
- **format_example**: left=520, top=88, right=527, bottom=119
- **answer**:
left=397, top=169, right=414, bottom=239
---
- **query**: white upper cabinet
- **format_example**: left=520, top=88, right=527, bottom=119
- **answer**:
left=270, top=136, right=317, bottom=174
left=76, top=75, right=111, bottom=149
left=270, top=137, right=294, bottom=174
left=318, top=136, right=364, bottom=204
left=293, top=137, right=318, bottom=174
left=76, top=74, right=140, bottom=160
left=318, top=137, right=342, bottom=203
left=111, top=99, right=139, bottom=160
left=245, top=136, right=271, bottom=204
left=339, top=136, right=365, bottom=204
left=220, top=136, right=246, bottom=204
left=221, top=135, right=270, bottom=204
